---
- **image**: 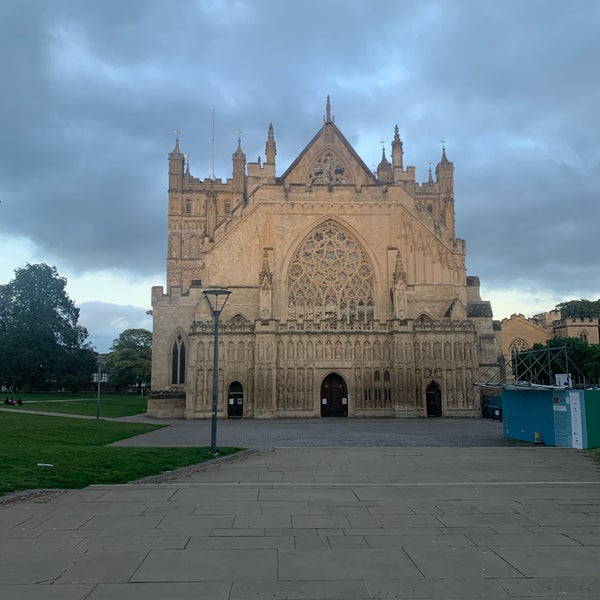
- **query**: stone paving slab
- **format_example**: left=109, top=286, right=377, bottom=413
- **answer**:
left=2, top=445, right=600, bottom=599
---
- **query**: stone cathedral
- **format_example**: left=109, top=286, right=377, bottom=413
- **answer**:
left=148, top=99, right=502, bottom=419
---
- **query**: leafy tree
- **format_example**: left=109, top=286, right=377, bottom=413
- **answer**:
left=530, top=337, right=600, bottom=385
left=555, top=298, right=600, bottom=319
left=105, top=329, right=152, bottom=394
left=0, top=263, right=95, bottom=392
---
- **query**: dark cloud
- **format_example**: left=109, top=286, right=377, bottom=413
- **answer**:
left=1, top=0, right=599, bottom=328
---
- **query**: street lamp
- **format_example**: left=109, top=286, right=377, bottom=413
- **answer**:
left=203, top=288, right=231, bottom=454
left=95, top=355, right=107, bottom=420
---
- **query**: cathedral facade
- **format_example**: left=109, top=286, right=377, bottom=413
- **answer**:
left=148, top=99, right=502, bottom=419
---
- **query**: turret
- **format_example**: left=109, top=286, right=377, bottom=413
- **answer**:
left=435, top=143, right=454, bottom=195
left=168, top=134, right=185, bottom=191
left=377, top=147, right=393, bottom=184
left=391, top=125, right=404, bottom=179
left=232, top=135, right=246, bottom=196
left=265, top=122, right=276, bottom=165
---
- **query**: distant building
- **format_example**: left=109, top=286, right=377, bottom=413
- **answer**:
left=148, top=99, right=502, bottom=419
left=501, top=310, right=599, bottom=362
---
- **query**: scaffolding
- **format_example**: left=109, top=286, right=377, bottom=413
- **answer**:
left=477, top=345, right=587, bottom=388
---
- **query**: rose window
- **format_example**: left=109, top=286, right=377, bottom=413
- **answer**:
left=287, top=221, right=374, bottom=322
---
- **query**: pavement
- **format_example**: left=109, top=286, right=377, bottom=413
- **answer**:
left=2, top=418, right=600, bottom=599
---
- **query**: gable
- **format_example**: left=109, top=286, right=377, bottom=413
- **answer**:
left=280, top=119, right=377, bottom=188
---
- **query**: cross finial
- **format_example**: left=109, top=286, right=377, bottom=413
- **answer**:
left=440, top=138, right=446, bottom=149
left=236, top=129, right=242, bottom=141
left=174, top=129, right=180, bottom=141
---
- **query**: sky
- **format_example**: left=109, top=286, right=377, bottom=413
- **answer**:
left=1, top=0, right=599, bottom=353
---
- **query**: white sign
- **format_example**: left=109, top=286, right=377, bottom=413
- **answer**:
left=342, top=398, right=347, bottom=405
left=570, top=392, right=583, bottom=449
left=322, top=398, right=327, bottom=405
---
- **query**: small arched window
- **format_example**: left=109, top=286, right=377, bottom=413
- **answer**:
left=509, top=338, right=529, bottom=354
left=172, top=334, right=186, bottom=385
left=383, top=370, right=391, bottom=382
left=374, top=370, right=381, bottom=382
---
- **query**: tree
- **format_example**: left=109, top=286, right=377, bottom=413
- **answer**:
left=0, top=263, right=95, bottom=392
left=105, top=329, right=152, bottom=393
left=530, top=337, right=600, bottom=386
left=555, top=298, right=600, bottom=319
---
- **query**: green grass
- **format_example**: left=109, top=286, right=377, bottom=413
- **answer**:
left=2, top=392, right=146, bottom=417
left=0, top=412, right=240, bottom=495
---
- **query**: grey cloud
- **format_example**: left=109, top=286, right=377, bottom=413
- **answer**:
left=1, top=0, right=599, bottom=312
left=78, top=301, right=152, bottom=353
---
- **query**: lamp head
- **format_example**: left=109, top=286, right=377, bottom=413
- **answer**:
left=203, top=288, right=231, bottom=316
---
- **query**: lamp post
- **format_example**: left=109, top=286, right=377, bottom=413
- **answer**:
left=203, top=288, right=231, bottom=454
left=96, top=355, right=106, bottom=420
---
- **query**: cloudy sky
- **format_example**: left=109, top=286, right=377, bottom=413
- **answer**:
left=1, top=0, right=599, bottom=352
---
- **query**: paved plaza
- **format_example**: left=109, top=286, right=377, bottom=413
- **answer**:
left=2, top=419, right=600, bottom=599
left=114, top=416, right=524, bottom=449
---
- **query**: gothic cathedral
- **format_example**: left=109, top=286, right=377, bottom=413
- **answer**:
left=148, top=99, right=502, bottom=418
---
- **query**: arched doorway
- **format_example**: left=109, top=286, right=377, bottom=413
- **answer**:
left=320, top=373, right=348, bottom=417
left=227, top=381, right=244, bottom=418
left=426, top=381, right=442, bottom=417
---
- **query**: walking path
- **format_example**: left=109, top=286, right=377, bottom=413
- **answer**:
left=2, top=435, right=600, bottom=598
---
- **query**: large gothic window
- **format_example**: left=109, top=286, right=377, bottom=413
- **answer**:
left=287, top=221, right=374, bottom=322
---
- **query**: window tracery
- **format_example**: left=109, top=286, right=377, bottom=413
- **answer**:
left=287, top=221, right=374, bottom=322
left=509, top=338, right=529, bottom=353
left=307, top=151, right=348, bottom=186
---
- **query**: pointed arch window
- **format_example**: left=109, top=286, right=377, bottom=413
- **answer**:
left=509, top=338, right=529, bottom=354
left=287, top=220, right=374, bottom=322
left=172, top=334, right=186, bottom=385
left=307, top=151, right=349, bottom=186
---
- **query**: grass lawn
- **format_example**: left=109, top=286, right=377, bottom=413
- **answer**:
left=0, top=412, right=240, bottom=495
left=2, top=392, right=146, bottom=418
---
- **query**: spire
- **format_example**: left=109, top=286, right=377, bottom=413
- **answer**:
left=169, top=129, right=184, bottom=158
left=233, top=130, right=246, bottom=159
left=379, top=147, right=390, bottom=167
left=377, top=146, right=393, bottom=184
left=427, top=161, right=433, bottom=184
left=324, top=95, right=333, bottom=124
left=435, top=138, right=454, bottom=194
left=232, top=131, right=246, bottom=195
left=265, top=122, right=276, bottom=164
left=168, top=129, right=185, bottom=191
left=391, top=124, right=403, bottom=172
left=439, top=139, right=451, bottom=165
